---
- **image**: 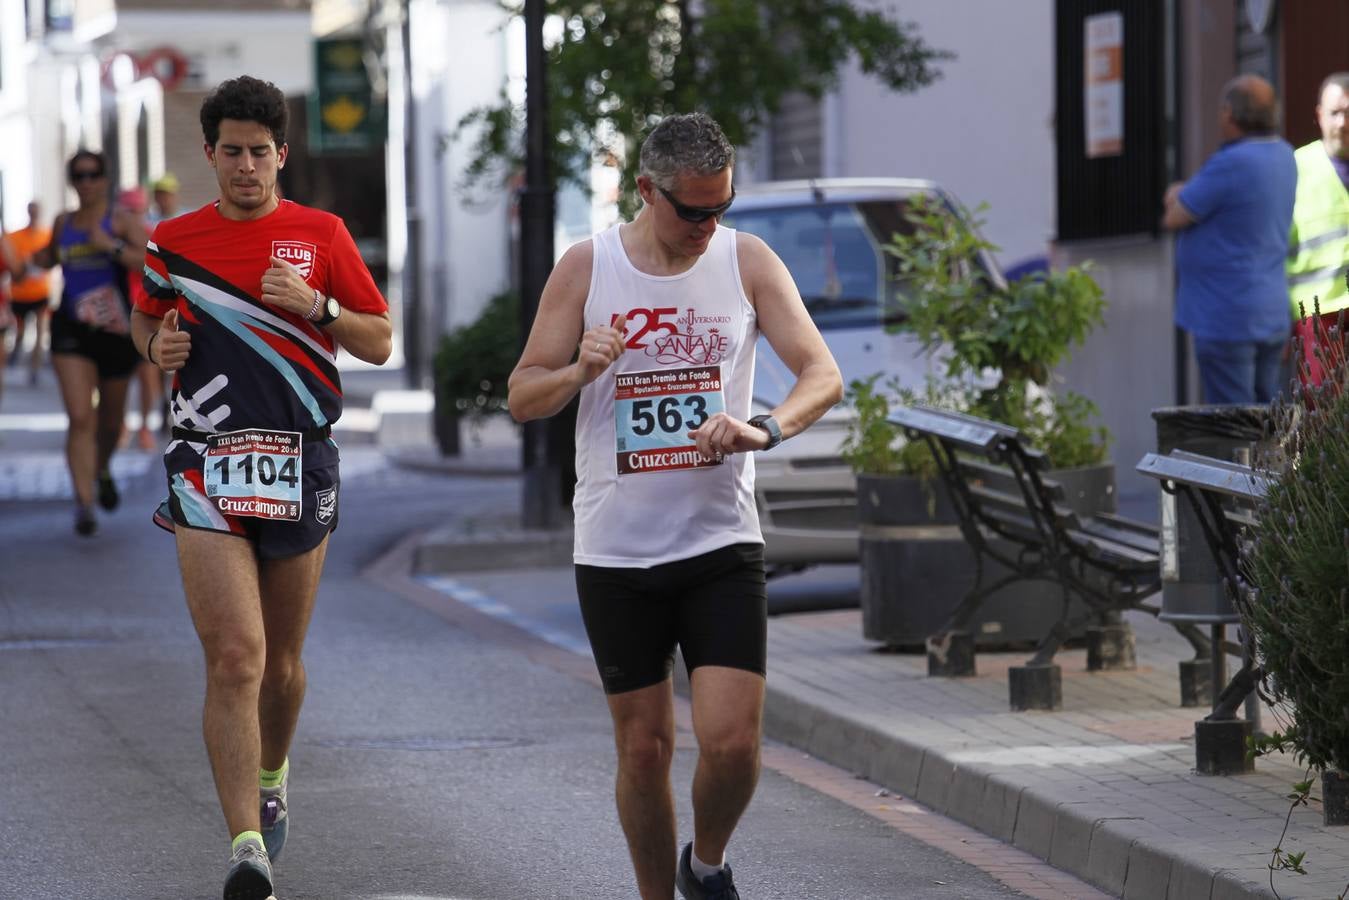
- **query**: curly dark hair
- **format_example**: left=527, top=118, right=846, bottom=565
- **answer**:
left=200, top=75, right=289, bottom=147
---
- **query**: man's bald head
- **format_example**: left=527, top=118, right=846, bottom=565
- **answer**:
left=1222, top=74, right=1279, bottom=135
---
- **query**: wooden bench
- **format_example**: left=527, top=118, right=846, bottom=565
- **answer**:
left=1136, top=449, right=1270, bottom=775
left=889, top=404, right=1209, bottom=711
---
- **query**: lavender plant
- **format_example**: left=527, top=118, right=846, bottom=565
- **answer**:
left=1241, top=306, right=1349, bottom=900
left=1242, top=308, right=1349, bottom=774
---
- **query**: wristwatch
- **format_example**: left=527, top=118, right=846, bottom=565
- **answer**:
left=748, top=414, right=782, bottom=450
left=314, top=293, right=341, bottom=327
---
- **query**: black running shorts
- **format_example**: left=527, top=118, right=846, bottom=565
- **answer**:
left=575, top=543, right=767, bottom=695
left=50, top=313, right=139, bottom=378
left=153, top=438, right=341, bottom=560
left=9, top=298, right=48, bottom=321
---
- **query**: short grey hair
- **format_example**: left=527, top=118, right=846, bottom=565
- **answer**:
left=1320, top=72, right=1349, bottom=102
left=1222, top=76, right=1279, bottom=134
left=639, top=113, right=735, bottom=191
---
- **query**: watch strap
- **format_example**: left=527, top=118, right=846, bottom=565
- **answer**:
left=315, top=293, right=340, bottom=327
left=748, top=414, right=782, bottom=450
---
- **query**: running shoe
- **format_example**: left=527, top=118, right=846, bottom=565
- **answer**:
left=97, top=471, right=119, bottom=511
left=260, top=771, right=289, bottom=862
left=222, top=837, right=273, bottom=900
left=74, top=505, right=97, bottom=537
left=676, top=842, right=741, bottom=900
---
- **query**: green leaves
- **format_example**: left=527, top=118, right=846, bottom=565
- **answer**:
left=879, top=195, right=1110, bottom=469
left=433, top=290, right=520, bottom=420
left=454, top=1, right=950, bottom=206
left=839, top=374, right=944, bottom=478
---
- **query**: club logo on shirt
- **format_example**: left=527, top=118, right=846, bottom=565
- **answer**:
left=272, top=241, right=318, bottom=279
left=315, top=485, right=337, bottom=524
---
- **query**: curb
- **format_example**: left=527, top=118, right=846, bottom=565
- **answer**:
left=411, top=525, right=573, bottom=574
left=763, top=689, right=1277, bottom=900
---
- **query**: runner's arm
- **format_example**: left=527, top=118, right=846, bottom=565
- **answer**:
left=509, top=240, right=624, bottom=422
left=30, top=213, right=66, bottom=269
left=320, top=305, right=392, bottom=365
left=108, top=208, right=148, bottom=270
left=738, top=232, right=843, bottom=440
left=131, top=308, right=191, bottom=372
left=0, top=233, right=20, bottom=278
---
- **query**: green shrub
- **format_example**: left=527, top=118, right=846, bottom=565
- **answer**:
left=839, top=374, right=940, bottom=478
left=877, top=195, right=1110, bottom=469
left=433, top=290, right=519, bottom=421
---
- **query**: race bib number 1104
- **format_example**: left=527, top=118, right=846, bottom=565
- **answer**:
left=614, top=365, right=724, bottom=475
left=203, top=429, right=303, bottom=520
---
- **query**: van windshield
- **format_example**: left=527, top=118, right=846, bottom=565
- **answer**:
left=723, top=199, right=918, bottom=330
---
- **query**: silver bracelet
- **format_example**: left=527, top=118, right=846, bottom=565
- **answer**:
left=305, top=289, right=323, bottom=321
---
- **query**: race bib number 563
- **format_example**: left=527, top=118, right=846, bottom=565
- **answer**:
left=203, top=429, right=303, bottom=520
left=614, top=365, right=724, bottom=475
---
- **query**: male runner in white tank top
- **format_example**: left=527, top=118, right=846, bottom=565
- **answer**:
left=509, top=113, right=842, bottom=900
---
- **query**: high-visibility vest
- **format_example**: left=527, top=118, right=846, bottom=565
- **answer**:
left=1288, top=141, right=1349, bottom=317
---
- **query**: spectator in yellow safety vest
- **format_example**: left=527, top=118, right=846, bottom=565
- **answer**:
left=1288, top=72, right=1349, bottom=385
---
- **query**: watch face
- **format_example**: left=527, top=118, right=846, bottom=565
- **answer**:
left=326, top=297, right=340, bottom=320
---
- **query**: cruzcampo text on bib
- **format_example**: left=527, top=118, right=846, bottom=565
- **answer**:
left=613, top=365, right=724, bottom=475
left=203, top=428, right=303, bottom=521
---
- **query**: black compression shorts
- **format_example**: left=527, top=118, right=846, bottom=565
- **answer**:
left=9, top=298, right=48, bottom=321
left=49, top=313, right=139, bottom=378
left=575, top=543, right=767, bottom=695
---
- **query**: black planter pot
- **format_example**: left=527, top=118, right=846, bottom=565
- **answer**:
left=433, top=385, right=462, bottom=457
left=858, top=464, right=1115, bottom=650
left=1324, top=769, right=1349, bottom=826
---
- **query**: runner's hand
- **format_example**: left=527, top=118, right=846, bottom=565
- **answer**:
left=260, top=256, right=312, bottom=316
left=576, top=314, right=627, bottom=385
left=689, top=412, right=769, bottom=461
left=154, top=308, right=191, bottom=372
left=88, top=221, right=118, bottom=254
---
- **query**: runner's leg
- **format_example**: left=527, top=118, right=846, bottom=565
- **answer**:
left=30, top=307, right=49, bottom=382
left=51, top=353, right=99, bottom=507
left=94, top=374, right=130, bottom=475
left=175, top=526, right=267, bottom=838
left=256, top=536, right=327, bottom=770
left=689, top=666, right=765, bottom=866
left=608, top=679, right=678, bottom=900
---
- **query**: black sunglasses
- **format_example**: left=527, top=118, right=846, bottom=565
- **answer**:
left=71, top=170, right=105, bottom=183
left=657, top=185, right=735, bottom=223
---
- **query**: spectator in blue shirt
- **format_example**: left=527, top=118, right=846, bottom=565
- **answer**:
left=1162, top=74, right=1297, bottom=404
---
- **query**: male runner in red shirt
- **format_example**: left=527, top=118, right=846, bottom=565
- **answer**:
left=131, top=75, right=392, bottom=900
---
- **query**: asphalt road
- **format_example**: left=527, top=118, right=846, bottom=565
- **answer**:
left=0, top=448, right=1033, bottom=899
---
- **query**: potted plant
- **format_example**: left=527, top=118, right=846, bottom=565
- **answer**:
left=432, top=290, right=519, bottom=456
left=1243, top=311, right=1349, bottom=831
left=883, top=195, right=1111, bottom=477
left=847, top=196, right=1114, bottom=650
left=842, top=373, right=970, bottom=649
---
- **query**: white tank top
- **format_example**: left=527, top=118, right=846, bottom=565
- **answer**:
left=573, top=222, right=763, bottom=567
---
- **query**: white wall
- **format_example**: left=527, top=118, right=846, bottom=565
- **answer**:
left=830, top=0, right=1056, bottom=269
left=111, top=11, right=314, bottom=95
left=414, top=0, right=510, bottom=332
left=0, top=0, right=35, bottom=229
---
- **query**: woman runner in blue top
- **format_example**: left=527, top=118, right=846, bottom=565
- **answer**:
left=31, top=150, right=148, bottom=535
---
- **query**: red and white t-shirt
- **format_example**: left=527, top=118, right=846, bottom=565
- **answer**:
left=140, top=200, right=386, bottom=439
